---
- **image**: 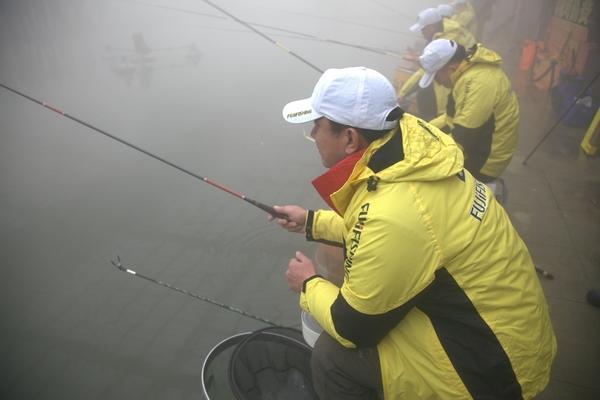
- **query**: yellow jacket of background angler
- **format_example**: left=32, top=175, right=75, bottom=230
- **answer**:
left=300, top=113, right=555, bottom=399
left=438, top=44, right=520, bottom=179
left=452, top=0, right=478, bottom=35
left=398, top=18, right=477, bottom=116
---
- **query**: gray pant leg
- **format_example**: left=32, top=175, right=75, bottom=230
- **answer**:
left=311, top=332, right=384, bottom=400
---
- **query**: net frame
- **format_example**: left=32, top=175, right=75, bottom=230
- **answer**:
left=228, top=327, right=318, bottom=400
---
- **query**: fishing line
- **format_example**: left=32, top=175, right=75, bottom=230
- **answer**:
left=117, top=0, right=226, bottom=20
left=250, top=22, right=403, bottom=59
left=0, top=83, right=287, bottom=219
left=111, top=256, right=280, bottom=327
left=121, top=1, right=407, bottom=65
left=363, top=0, right=415, bottom=21
left=261, top=9, right=413, bottom=37
left=198, top=0, right=323, bottom=73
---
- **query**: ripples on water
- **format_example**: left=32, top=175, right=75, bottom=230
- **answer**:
left=0, top=0, right=432, bottom=397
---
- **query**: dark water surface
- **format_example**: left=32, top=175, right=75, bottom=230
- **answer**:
left=0, top=0, right=436, bottom=398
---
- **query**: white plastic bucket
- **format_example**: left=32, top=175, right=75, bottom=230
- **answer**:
left=486, top=178, right=507, bottom=204
left=301, top=310, right=324, bottom=348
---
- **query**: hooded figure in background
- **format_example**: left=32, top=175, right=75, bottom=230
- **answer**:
left=451, top=0, right=478, bottom=34
left=437, top=4, right=455, bottom=18
left=397, top=7, right=476, bottom=121
left=274, top=66, right=555, bottom=399
left=421, top=39, right=520, bottom=183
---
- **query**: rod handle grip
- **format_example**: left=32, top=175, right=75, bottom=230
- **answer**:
left=245, top=198, right=289, bottom=220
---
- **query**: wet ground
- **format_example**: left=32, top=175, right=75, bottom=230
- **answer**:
left=501, top=94, right=600, bottom=399
left=1, top=0, right=599, bottom=399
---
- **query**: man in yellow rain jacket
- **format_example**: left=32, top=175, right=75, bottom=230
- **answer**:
left=421, top=39, right=519, bottom=182
left=398, top=7, right=476, bottom=120
left=275, top=67, right=555, bottom=399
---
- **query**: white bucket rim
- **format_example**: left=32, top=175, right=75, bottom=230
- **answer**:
left=301, top=311, right=323, bottom=348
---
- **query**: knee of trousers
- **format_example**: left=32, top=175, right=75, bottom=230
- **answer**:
left=310, top=332, right=345, bottom=374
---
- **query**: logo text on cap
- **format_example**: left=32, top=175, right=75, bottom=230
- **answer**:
left=287, top=109, right=311, bottom=118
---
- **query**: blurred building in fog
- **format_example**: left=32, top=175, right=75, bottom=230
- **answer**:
left=481, top=0, right=597, bottom=82
left=104, top=32, right=202, bottom=88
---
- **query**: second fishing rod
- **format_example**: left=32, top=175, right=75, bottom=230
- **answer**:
left=0, top=83, right=287, bottom=220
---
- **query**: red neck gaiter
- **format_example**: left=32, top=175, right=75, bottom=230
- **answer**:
left=311, top=150, right=366, bottom=214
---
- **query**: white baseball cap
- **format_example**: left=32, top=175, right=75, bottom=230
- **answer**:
left=418, top=39, right=458, bottom=88
left=409, top=8, right=442, bottom=33
left=437, top=4, right=455, bottom=17
left=282, top=67, right=399, bottom=130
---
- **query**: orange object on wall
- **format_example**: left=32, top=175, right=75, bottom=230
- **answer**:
left=519, top=40, right=540, bottom=71
left=545, top=16, right=588, bottom=74
left=532, top=15, right=589, bottom=91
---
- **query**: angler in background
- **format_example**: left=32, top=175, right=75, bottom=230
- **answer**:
left=437, top=4, right=455, bottom=19
left=420, top=39, right=519, bottom=189
left=450, top=0, right=478, bottom=36
left=396, top=7, right=476, bottom=121
left=274, top=66, right=555, bottom=399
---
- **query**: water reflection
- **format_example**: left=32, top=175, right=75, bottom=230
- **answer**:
left=0, top=0, right=435, bottom=398
left=103, top=32, right=202, bottom=87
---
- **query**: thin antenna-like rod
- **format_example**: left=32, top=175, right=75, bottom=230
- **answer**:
left=111, top=256, right=280, bottom=327
left=523, top=71, right=600, bottom=165
left=198, top=0, right=323, bottom=73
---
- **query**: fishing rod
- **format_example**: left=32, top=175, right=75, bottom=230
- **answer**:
left=198, top=0, right=323, bottom=74
left=270, top=10, right=414, bottom=37
left=123, top=1, right=409, bottom=67
left=250, top=22, right=404, bottom=59
left=111, top=256, right=280, bottom=327
left=0, top=83, right=287, bottom=220
left=126, top=0, right=414, bottom=38
left=117, top=0, right=226, bottom=20
left=124, top=0, right=405, bottom=58
left=523, top=69, right=600, bottom=164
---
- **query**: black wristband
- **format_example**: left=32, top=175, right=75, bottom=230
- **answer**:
left=302, top=274, right=323, bottom=293
left=305, top=210, right=315, bottom=241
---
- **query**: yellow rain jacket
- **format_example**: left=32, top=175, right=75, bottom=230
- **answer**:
left=431, top=44, right=519, bottom=180
left=301, top=113, right=555, bottom=399
left=452, top=0, right=478, bottom=35
left=398, top=18, right=477, bottom=118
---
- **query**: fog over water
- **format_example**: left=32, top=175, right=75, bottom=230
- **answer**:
left=0, top=0, right=437, bottom=397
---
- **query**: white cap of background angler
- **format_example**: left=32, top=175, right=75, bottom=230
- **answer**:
left=418, top=39, right=459, bottom=88
left=437, top=4, right=455, bottom=17
left=409, top=8, right=443, bottom=33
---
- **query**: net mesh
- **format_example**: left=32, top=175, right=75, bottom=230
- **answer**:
left=228, top=327, right=318, bottom=400
left=203, top=333, right=249, bottom=399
